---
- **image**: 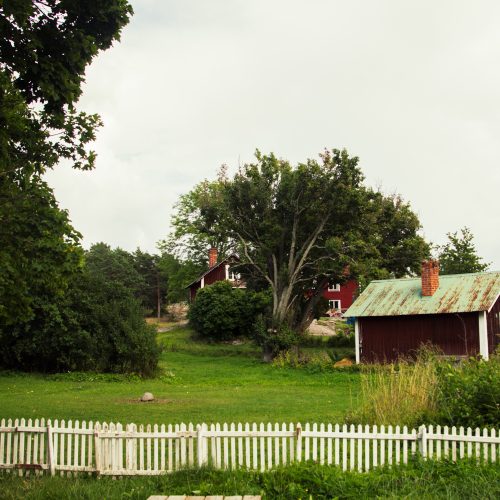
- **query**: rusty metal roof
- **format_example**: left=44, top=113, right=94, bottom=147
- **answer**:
left=344, top=271, right=500, bottom=317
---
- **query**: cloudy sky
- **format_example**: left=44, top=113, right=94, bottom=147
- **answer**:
left=46, top=0, right=500, bottom=269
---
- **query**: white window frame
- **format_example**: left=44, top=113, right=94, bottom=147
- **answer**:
left=328, top=300, right=341, bottom=310
left=328, top=283, right=341, bottom=292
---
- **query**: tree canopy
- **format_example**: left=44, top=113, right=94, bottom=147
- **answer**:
left=437, top=227, right=490, bottom=275
left=169, top=149, right=429, bottom=331
left=0, top=1, right=136, bottom=372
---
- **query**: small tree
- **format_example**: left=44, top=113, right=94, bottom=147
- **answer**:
left=437, top=227, right=490, bottom=275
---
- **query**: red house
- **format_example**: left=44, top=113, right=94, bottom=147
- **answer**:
left=345, top=260, right=500, bottom=363
left=186, top=248, right=245, bottom=301
left=322, top=280, right=358, bottom=313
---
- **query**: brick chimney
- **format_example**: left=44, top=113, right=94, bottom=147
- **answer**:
left=421, top=259, right=439, bottom=296
left=208, top=247, right=218, bottom=268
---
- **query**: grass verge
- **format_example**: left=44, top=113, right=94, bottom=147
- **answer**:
left=1, top=459, right=499, bottom=499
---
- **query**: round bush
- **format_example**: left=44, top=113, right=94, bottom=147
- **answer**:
left=188, top=281, right=268, bottom=340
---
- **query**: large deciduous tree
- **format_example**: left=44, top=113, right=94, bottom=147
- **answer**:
left=171, top=149, right=429, bottom=331
left=437, top=227, right=490, bottom=275
left=0, top=1, right=133, bottom=368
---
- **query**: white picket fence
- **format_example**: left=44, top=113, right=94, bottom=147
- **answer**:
left=0, top=418, right=498, bottom=476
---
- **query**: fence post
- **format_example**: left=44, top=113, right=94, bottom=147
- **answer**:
left=418, top=425, right=427, bottom=459
left=46, top=422, right=55, bottom=476
left=197, top=423, right=207, bottom=467
left=94, top=424, right=101, bottom=475
left=296, top=423, right=302, bottom=462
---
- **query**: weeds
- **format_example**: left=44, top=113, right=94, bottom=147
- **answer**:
left=349, top=347, right=440, bottom=426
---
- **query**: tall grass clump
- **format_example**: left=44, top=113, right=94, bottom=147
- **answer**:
left=350, top=347, right=440, bottom=427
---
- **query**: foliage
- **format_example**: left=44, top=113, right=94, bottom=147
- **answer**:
left=299, top=331, right=355, bottom=349
left=434, top=354, right=500, bottom=428
left=1, top=460, right=500, bottom=499
left=188, top=281, right=270, bottom=340
left=252, top=316, right=300, bottom=358
left=437, top=227, right=490, bottom=275
left=67, top=244, right=161, bottom=376
left=157, top=252, right=204, bottom=304
left=0, top=1, right=133, bottom=368
left=0, top=244, right=160, bottom=376
left=161, top=176, right=233, bottom=267
left=170, top=149, right=429, bottom=334
left=131, top=249, right=167, bottom=315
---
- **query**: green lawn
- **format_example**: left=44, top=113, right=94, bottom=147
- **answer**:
left=0, top=326, right=359, bottom=425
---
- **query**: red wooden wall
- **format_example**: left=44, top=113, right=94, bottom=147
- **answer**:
left=322, top=280, right=358, bottom=311
left=359, top=312, right=480, bottom=362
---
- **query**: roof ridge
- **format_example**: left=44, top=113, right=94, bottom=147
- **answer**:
left=371, top=270, right=500, bottom=283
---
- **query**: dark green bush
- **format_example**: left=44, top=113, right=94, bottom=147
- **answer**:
left=0, top=245, right=161, bottom=377
left=253, top=318, right=301, bottom=358
left=434, top=354, right=500, bottom=428
left=188, top=281, right=270, bottom=340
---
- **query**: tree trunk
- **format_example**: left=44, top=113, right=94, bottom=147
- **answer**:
left=261, top=345, right=274, bottom=363
left=156, top=272, right=161, bottom=319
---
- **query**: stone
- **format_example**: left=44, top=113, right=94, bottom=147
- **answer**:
left=140, top=392, right=154, bottom=402
left=334, top=357, right=354, bottom=367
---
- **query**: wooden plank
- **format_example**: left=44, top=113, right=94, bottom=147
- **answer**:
left=237, top=423, right=243, bottom=468
left=402, top=426, right=408, bottom=465
left=259, top=423, right=264, bottom=472
left=223, top=423, right=229, bottom=470
left=394, top=425, right=400, bottom=465
left=357, top=424, right=363, bottom=472
left=252, top=423, right=257, bottom=470
left=282, top=422, right=287, bottom=465
left=349, top=424, right=355, bottom=471
left=188, top=423, right=194, bottom=467
left=379, top=425, right=385, bottom=466
left=364, top=425, right=370, bottom=471
left=273, top=423, right=279, bottom=467
left=161, top=424, right=166, bottom=471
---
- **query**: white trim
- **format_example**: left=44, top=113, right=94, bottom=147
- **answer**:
left=487, top=292, right=500, bottom=313
left=328, top=299, right=341, bottom=310
left=200, top=276, right=205, bottom=289
left=328, top=283, right=341, bottom=292
left=478, top=311, right=489, bottom=360
left=354, top=319, right=360, bottom=364
left=225, top=264, right=229, bottom=280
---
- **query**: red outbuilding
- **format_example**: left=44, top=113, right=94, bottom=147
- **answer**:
left=345, top=260, right=500, bottom=363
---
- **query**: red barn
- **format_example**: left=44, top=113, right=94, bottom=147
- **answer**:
left=345, top=260, right=500, bottom=363
left=186, top=248, right=245, bottom=301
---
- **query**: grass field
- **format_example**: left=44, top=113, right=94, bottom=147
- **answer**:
left=0, top=326, right=359, bottom=425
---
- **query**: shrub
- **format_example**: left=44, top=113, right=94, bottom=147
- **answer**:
left=434, top=353, right=500, bottom=428
left=252, top=317, right=301, bottom=359
left=0, top=248, right=161, bottom=377
left=188, top=281, right=270, bottom=340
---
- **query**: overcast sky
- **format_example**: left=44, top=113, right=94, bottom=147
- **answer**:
left=46, top=0, right=500, bottom=269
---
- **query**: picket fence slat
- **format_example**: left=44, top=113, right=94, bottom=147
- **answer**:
left=0, top=418, right=498, bottom=476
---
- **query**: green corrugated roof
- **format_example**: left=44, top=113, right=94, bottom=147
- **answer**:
left=345, top=271, right=500, bottom=317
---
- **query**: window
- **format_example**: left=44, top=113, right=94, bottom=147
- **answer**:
left=328, top=300, right=341, bottom=310
left=328, top=283, right=340, bottom=292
